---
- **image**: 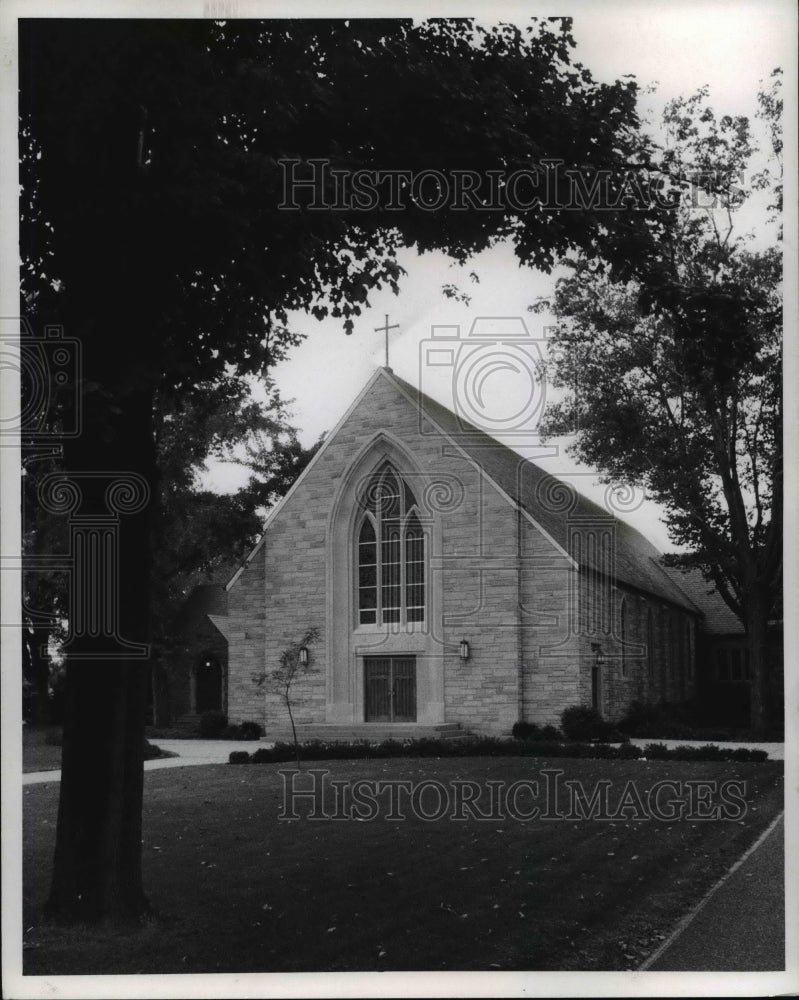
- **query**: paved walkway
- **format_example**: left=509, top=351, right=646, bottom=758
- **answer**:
left=643, top=813, right=785, bottom=971
left=22, top=739, right=267, bottom=785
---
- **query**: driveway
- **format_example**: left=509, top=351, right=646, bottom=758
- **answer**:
left=643, top=813, right=784, bottom=970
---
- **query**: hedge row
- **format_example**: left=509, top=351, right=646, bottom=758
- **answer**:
left=228, top=737, right=769, bottom=766
left=199, top=711, right=264, bottom=740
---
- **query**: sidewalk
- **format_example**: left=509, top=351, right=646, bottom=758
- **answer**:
left=22, top=738, right=267, bottom=785
left=643, top=813, right=785, bottom=971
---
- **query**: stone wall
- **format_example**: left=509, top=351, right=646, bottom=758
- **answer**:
left=226, top=369, right=698, bottom=735
left=572, top=578, right=698, bottom=723
left=224, top=544, right=268, bottom=726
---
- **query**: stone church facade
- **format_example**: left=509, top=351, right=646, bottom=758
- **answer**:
left=215, top=368, right=700, bottom=738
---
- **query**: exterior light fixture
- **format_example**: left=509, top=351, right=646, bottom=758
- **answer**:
left=595, top=650, right=605, bottom=666
left=459, top=639, right=470, bottom=662
left=298, top=646, right=309, bottom=667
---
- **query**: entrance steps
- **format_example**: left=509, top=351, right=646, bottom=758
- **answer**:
left=170, top=713, right=201, bottom=732
left=264, top=722, right=470, bottom=744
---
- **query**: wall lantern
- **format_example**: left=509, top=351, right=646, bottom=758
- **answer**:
left=459, top=639, right=470, bottom=662
left=595, top=650, right=605, bottom=667
left=298, top=646, right=309, bottom=667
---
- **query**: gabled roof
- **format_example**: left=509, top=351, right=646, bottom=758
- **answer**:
left=174, top=582, right=229, bottom=633
left=389, top=372, right=697, bottom=612
left=660, top=565, right=745, bottom=635
left=227, top=367, right=697, bottom=612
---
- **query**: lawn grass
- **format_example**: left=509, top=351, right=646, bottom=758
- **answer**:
left=22, top=725, right=62, bottom=773
left=23, top=755, right=783, bottom=974
left=23, top=726, right=176, bottom=772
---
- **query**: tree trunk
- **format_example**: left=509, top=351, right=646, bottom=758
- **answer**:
left=151, top=660, right=172, bottom=728
left=23, top=622, right=53, bottom=725
left=46, top=389, right=155, bottom=925
left=744, top=594, right=771, bottom=738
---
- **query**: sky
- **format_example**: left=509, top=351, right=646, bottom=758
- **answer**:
left=202, top=2, right=795, bottom=553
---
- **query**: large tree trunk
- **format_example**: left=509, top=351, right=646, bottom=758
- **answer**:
left=45, top=388, right=155, bottom=925
left=38, top=73, right=163, bottom=919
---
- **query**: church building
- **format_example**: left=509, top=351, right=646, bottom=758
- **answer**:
left=214, top=367, right=702, bottom=739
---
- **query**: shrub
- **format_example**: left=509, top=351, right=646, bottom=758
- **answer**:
left=237, top=721, right=263, bottom=741
left=618, top=700, right=696, bottom=739
left=512, top=721, right=563, bottom=742
left=640, top=741, right=768, bottom=762
left=561, top=706, right=604, bottom=741
left=143, top=739, right=158, bottom=759
left=198, top=710, right=227, bottom=738
left=219, top=721, right=264, bottom=740
left=731, top=747, right=768, bottom=762
left=229, top=736, right=768, bottom=766
left=560, top=706, right=628, bottom=743
left=642, top=742, right=671, bottom=759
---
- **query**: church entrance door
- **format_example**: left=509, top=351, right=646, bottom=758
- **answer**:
left=364, top=657, right=416, bottom=722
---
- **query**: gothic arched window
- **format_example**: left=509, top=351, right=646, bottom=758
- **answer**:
left=357, top=464, right=425, bottom=626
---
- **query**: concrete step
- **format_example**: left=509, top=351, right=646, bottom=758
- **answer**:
left=168, top=714, right=202, bottom=732
left=264, top=722, right=471, bottom=744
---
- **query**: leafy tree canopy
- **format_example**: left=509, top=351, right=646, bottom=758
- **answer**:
left=537, top=72, right=783, bottom=732
left=21, top=17, right=645, bottom=398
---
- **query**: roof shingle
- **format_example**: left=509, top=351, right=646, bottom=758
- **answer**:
left=390, top=371, right=698, bottom=612
left=660, top=565, right=744, bottom=635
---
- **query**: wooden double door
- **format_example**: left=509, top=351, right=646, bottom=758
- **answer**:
left=364, top=656, right=417, bottom=722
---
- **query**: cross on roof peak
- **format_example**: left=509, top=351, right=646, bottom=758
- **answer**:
left=374, top=314, right=400, bottom=371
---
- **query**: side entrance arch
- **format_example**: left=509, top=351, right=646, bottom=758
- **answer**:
left=195, top=652, right=223, bottom=714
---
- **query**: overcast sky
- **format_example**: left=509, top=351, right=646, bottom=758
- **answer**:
left=204, top=2, right=794, bottom=553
